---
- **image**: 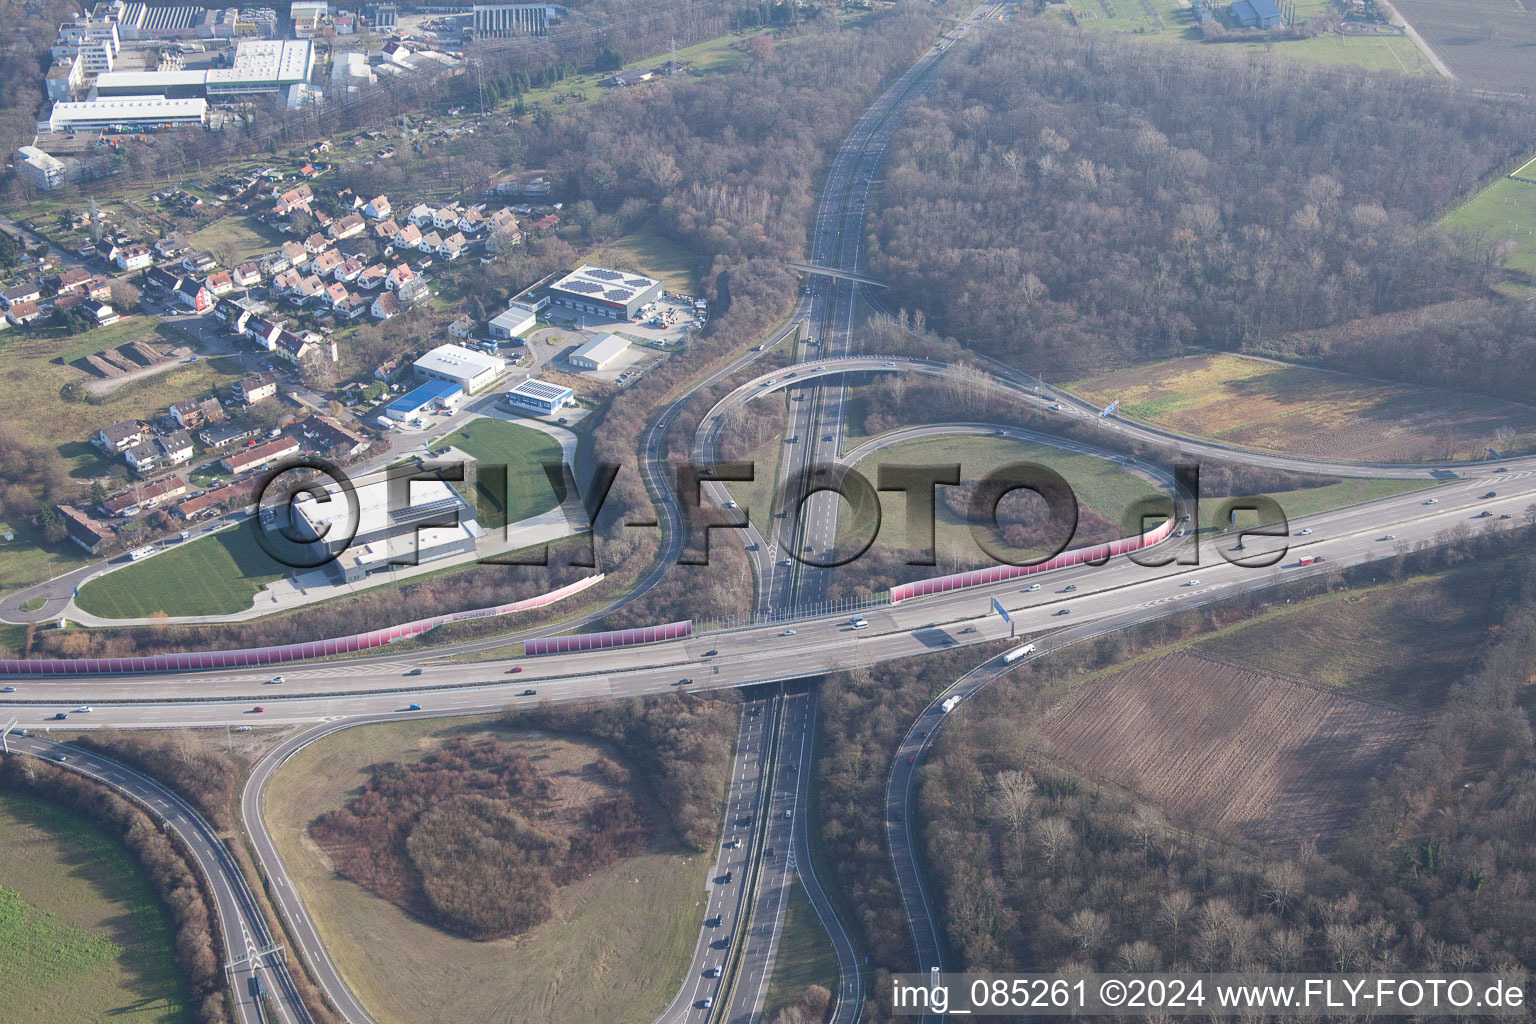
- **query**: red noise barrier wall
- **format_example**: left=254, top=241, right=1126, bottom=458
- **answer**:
left=0, top=575, right=604, bottom=677
left=888, top=517, right=1177, bottom=603
left=524, top=619, right=693, bottom=656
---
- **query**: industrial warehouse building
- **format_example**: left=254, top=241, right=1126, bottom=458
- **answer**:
left=471, top=2, right=552, bottom=37
left=413, top=343, right=504, bottom=393
left=568, top=333, right=630, bottom=370
left=489, top=300, right=539, bottom=339
left=547, top=264, right=662, bottom=322
left=46, top=95, right=207, bottom=133
left=505, top=378, right=573, bottom=416
left=293, top=472, right=483, bottom=584
left=382, top=379, right=463, bottom=421
left=92, top=39, right=315, bottom=99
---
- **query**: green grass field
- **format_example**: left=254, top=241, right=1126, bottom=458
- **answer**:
left=0, top=793, right=189, bottom=1024
left=262, top=717, right=710, bottom=1024
left=1442, top=174, right=1536, bottom=295
left=591, top=222, right=704, bottom=295
left=73, top=522, right=290, bottom=619
left=1204, top=477, right=1434, bottom=533
left=761, top=879, right=840, bottom=1022
left=188, top=215, right=286, bottom=265
left=427, top=418, right=565, bottom=531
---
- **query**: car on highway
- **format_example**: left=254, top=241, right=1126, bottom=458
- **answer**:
left=1494, top=467, right=1508, bottom=473
left=1423, top=498, right=1438, bottom=505
left=785, top=435, right=798, bottom=444
left=884, top=361, right=896, bottom=367
left=780, top=629, right=797, bottom=636
left=0, top=685, right=14, bottom=693
left=780, top=559, right=793, bottom=567
left=1481, top=491, right=1498, bottom=499
left=506, top=665, right=523, bottom=673
left=406, top=668, right=422, bottom=676
left=1050, top=403, right=1062, bottom=410
left=679, top=678, right=694, bottom=685
left=521, top=688, right=537, bottom=696
left=251, top=706, right=264, bottom=713
left=1501, top=514, right=1512, bottom=519
left=725, top=838, right=740, bottom=848
left=1474, top=511, right=1493, bottom=518
left=53, top=752, right=68, bottom=761
left=849, top=616, right=869, bottom=629
left=706, top=915, right=722, bottom=927
left=908, top=756, right=915, bottom=764
left=699, top=997, right=713, bottom=1009
left=1183, top=580, right=1200, bottom=587
left=703, top=649, right=718, bottom=657
left=406, top=703, right=422, bottom=711
left=1296, top=528, right=1312, bottom=536
left=784, top=809, right=792, bottom=818
left=1056, top=608, right=1071, bottom=615
left=1025, top=583, right=1040, bottom=592
left=268, top=675, right=285, bottom=685
left=73, top=705, right=93, bottom=713
left=1380, top=534, right=1395, bottom=541
left=1060, top=584, right=1077, bottom=593
left=53, top=712, right=68, bottom=720
left=705, top=966, right=722, bottom=978
left=722, top=500, right=737, bottom=508
left=823, top=434, right=833, bottom=442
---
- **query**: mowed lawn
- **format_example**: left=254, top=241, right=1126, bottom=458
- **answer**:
left=0, top=793, right=188, bottom=1024
left=428, top=418, right=565, bottom=530
left=1069, top=352, right=1536, bottom=461
left=188, top=214, right=285, bottom=264
left=590, top=223, right=703, bottom=295
left=74, top=522, right=290, bottom=619
left=262, top=717, right=711, bottom=1024
left=1201, top=476, right=1432, bottom=533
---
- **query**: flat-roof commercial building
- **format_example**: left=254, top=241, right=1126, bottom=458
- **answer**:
left=293, top=472, right=483, bottom=583
left=18, top=147, right=70, bottom=191
left=505, top=377, right=573, bottom=416
left=568, top=332, right=630, bottom=370
left=93, top=40, right=314, bottom=100
left=383, top=379, right=463, bottom=420
left=413, top=343, right=504, bottom=393
left=547, top=264, right=662, bottom=322
left=47, top=95, right=208, bottom=133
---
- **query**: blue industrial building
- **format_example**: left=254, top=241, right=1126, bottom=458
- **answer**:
left=504, top=377, right=574, bottom=416
left=383, top=379, right=464, bottom=421
left=1230, top=0, right=1283, bottom=28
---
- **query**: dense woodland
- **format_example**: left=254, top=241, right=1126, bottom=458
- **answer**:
left=868, top=22, right=1536, bottom=398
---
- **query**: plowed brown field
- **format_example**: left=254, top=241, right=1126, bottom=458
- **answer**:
left=1041, top=651, right=1420, bottom=847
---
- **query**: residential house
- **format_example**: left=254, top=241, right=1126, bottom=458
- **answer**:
left=124, top=438, right=160, bottom=473
left=175, top=278, right=211, bottom=311
left=325, top=281, right=350, bottom=308
left=96, top=419, right=144, bottom=451
left=447, top=313, right=474, bottom=340
left=407, top=203, right=434, bottom=227
left=274, top=184, right=314, bottom=216
left=233, top=262, right=262, bottom=288
left=296, top=275, right=326, bottom=304
left=418, top=229, right=443, bottom=253
left=85, top=278, right=115, bottom=303
left=95, top=238, right=121, bottom=264
left=280, top=240, right=309, bottom=267
left=116, top=244, right=153, bottom=271
left=58, top=504, right=109, bottom=554
left=222, top=436, right=299, bottom=475
left=373, top=357, right=400, bottom=381
left=438, top=232, right=467, bottom=260
left=235, top=371, right=278, bottom=405
left=6, top=300, right=43, bottom=326
left=371, top=290, right=400, bottom=320
left=431, top=207, right=460, bottom=231
left=54, top=267, right=93, bottom=295
left=311, top=248, right=344, bottom=277
left=154, top=233, right=189, bottom=259
left=529, top=214, right=560, bottom=234
left=274, top=330, right=316, bottom=363
left=182, top=250, right=217, bottom=274
left=205, top=270, right=234, bottom=295
left=169, top=399, right=206, bottom=429
left=458, top=207, right=485, bottom=234
left=102, top=476, right=187, bottom=517
left=157, top=429, right=194, bottom=466
left=373, top=218, right=400, bottom=242
left=336, top=292, right=369, bottom=320
left=393, top=222, right=423, bottom=249
left=313, top=209, right=333, bottom=232
left=2, top=282, right=41, bottom=307
left=330, top=212, right=365, bottom=240
left=303, top=232, right=330, bottom=255
left=272, top=268, right=303, bottom=295
left=335, top=257, right=364, bottom=283
left=92, top=303, right=119, bottom=326
left=301, top=415, right=368, bottom=459
left=246, top=317, right=283, bottom=349
left=363, top=195, right=393, bottom=219
left=146, top=265, right=182, bottom=293
left=198, top=423, right=258, bottom=448
left=357, top=264, right=388, bottom=290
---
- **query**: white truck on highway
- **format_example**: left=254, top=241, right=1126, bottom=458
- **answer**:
left=1002, top=643, right=1038, bottom=664
left=941, top=695, right=962, bottom=713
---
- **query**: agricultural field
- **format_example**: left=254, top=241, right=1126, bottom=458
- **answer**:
left=1069, top=352, right=1536, bottom=461
left=262, top=717, right=710, bottom=1024
left=1063, top=0, right=1435, bottom=74
left=1040, top=650, right=1421, bottom=847
left=1393, top=0, right=1536, bottom=92
left=1441, top=171, right=1536, bottom=297
left=1196, top=557, right=1506, bottom=707
left=427, top=418, right=566, bottom=530
left=590, top=223, right=703, bottom=296
left=73, top=522, right=290, bottom=619
left=0, top=793, right=188, bottom=1024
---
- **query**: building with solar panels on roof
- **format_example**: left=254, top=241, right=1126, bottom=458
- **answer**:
left=547, top=264, right=663, bottom=322
left=505, top=377, right=574, bottom=416
left=291, top=467, right=484, bottom=583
